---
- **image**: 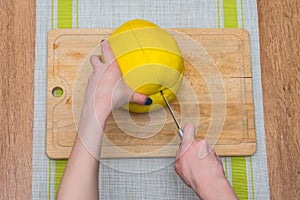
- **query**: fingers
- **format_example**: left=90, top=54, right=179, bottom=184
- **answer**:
left=181, top=122, right=195, bottom=145
left=89, top=55, right=103, bottom=72
left=177, top=123, right=195, bottom=158
left=90, top=40, right=116, bottom=72
left=89, top=40, right=119, bottom=79
left=130, top=92, right=152, bottom=105
left=100, top=40, right=116, bottom=65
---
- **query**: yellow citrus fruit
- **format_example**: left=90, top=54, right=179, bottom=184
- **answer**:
left=108, top=19, right=184, bottom=113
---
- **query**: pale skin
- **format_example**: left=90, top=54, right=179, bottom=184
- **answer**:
left=56, top=40, right=238, bottom=200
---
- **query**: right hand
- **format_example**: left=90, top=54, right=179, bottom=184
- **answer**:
left=174, top=122, right=238, bottom=199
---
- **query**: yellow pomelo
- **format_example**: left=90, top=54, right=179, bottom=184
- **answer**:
left=108, top=19, right=184, bottom=113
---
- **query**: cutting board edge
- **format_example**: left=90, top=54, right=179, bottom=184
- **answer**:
left=46, top=28, right=256, bottom=159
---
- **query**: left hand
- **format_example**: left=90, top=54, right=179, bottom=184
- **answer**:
left=57, top=40, right=153, bottom=200
left=78, top=40, right=151, bottom=159
left=85, top=40, right=151, bottom=117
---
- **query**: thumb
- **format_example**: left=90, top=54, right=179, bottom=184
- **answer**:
left=177, top=122, right=195, bottom=158
left=182, top=122, right=195, bottom=144
left=130, top=92, right=153, bottom=106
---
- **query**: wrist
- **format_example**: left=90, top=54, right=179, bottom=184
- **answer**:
left=77, top=105, right=110, bottom=159
left=79, top=105, right=111, bottom=133
left=82, top=104, right=111, bottom=121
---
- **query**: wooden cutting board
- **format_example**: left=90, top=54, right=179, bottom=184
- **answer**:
left=46, top=28, right=256, bottom=159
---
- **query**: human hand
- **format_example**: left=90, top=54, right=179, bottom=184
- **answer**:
left=174, top=122, right=238, bottom=199
left=78, top=40, right=152, bottom=159
left=84, top=40, right=151, bottom=117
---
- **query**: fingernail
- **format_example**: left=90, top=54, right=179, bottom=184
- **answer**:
left=101, top=39, right=105, bottom=43
left=144, top=97, right=152, bottom=105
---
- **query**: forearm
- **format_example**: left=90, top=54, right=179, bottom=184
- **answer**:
left=194, top=179, right=238, bottom=200
left=56, top=137, right=100, bottom=200
left=56, top=106, right=110, bottom=200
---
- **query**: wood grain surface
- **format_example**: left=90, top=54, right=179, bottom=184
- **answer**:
left=0, top=0, right=299, bottom=199
left=0, top=0, right=35, bottom=200
left=46, top=28, right=255, bottom=159
left=257, top=0, right=300, bottom=199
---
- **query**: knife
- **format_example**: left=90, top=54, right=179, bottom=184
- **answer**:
left=160, top=91, right=184, bottom=140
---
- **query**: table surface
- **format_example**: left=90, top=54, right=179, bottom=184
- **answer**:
left=0, top=0, right=299, bottom=199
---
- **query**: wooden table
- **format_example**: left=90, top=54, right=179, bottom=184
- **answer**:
left=0, top=0, right=299, bottom=199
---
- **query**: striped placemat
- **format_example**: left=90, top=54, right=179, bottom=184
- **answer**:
left=32, top=0, right=270, bottom=199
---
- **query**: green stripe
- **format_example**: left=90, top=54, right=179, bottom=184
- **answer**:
left=222, top=0, right=249, bottom=199
left=231, top=157, right=248, bottom=199
left=223, top=0, right=238, bottom=28
left=51, top=0, right=76, bottom=199
left=55, top=160, right=68, bottom=198
left=55, top=0, right=74, bottom=196
left=57, top=0, right=73, bottom=28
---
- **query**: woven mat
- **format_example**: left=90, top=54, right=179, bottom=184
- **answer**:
left=32, top=0, right=270, bottom=199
